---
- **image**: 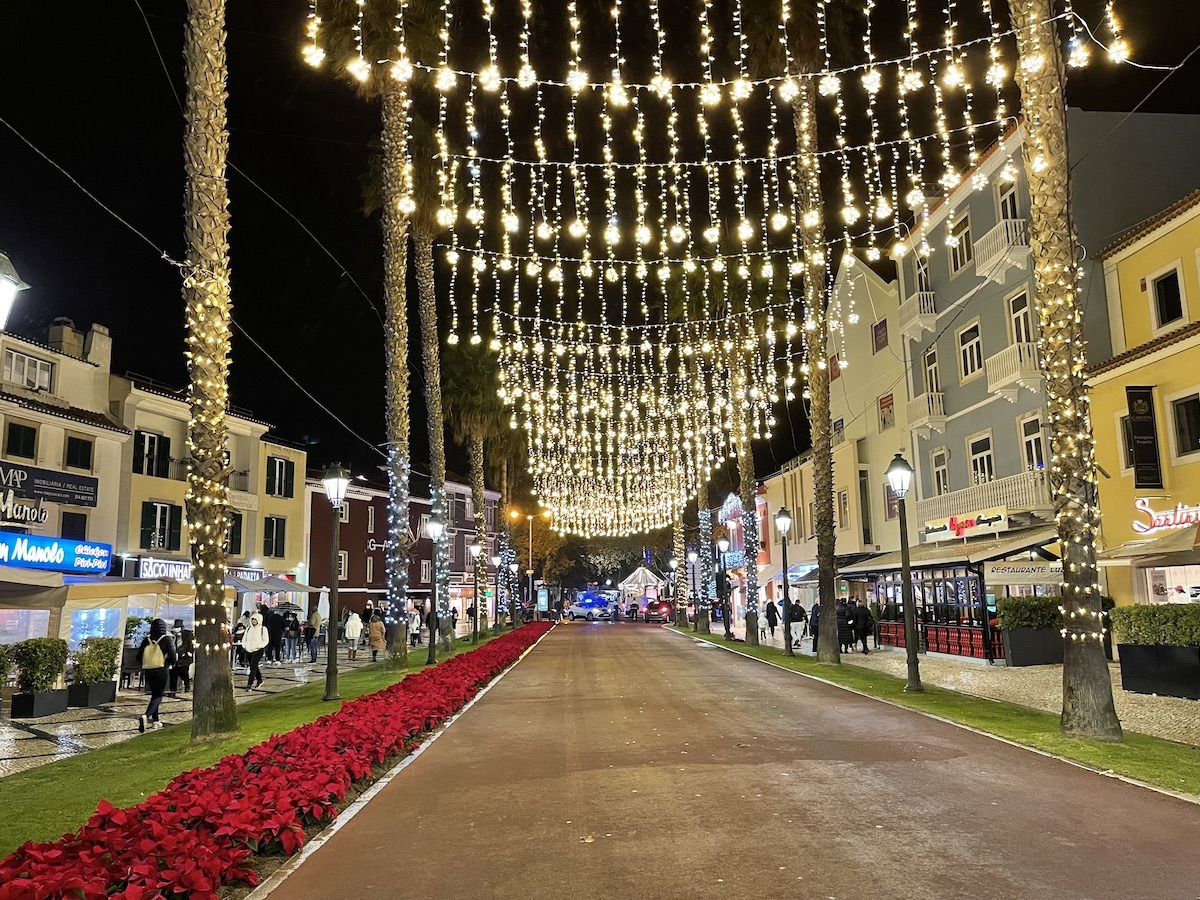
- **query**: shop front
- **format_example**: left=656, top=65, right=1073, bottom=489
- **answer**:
left=1100, top=521, right=1200, bottom=604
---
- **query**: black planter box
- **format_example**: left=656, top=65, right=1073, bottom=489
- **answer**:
left=1118, top=644, right=1200, bottom=700
left=1003, top=627, right=1065, bottom=667
left=67, top=681, right=117, bottom=708
left=9, top=689, right=69, bottom=719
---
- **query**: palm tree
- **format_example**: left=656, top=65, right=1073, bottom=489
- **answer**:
left=737, top=431, right=761, bottom=646
left=182, top=0, right=238, bottom=742
left=1008, top=0, right=1121, bottom=740
left=444, top=340, right=505, bottom=644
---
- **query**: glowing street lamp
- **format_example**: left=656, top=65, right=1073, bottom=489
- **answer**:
left=425, top=514, right=446, bottom=664
left=321, top=463, right=351, bottom=702
left=686, top=549, right=699, bottom=630
left=491, top=553, right=502, bottom=634
left=775, top=507, right=794, bottom=657
left=469, top=539, right=483, bottom=643
left=886, top=452, right=922, bottom=692
left=716, top=537, right=730, bottom=637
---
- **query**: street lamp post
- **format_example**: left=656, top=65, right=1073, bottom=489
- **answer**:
left=775, top=507, right=794, bottom=657
left=425, top=515, right=446, bottom=665
left=667, top=556, right=679, bottom=623
left=0, top=252, right=30, bottom=332
left=469, top=539, right=483, bottom=644
left=716, top=537, right=730, bottom=639
left=887, top=453, right=923, bottom=692
left=491, top=553, right=502, bottom=634
left=686, top=549, right=699, bottom=631
left=321, top=464, right=351, bottom=702
left=508, top=561, right=520, bottom=629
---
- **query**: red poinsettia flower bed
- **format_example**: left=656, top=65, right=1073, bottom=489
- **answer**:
left=0, top=622, right=553, bottom=900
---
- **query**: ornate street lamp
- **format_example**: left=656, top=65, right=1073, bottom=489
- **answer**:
left=321, top=463, right=351, bottom=702
left=425, top=514, right=446, bottom=664
left=775, top=507, right=794, bottom=657
left=667, top=555, right=679, bottom=623
left=0, top=252, right=29, bottom=332
left=469, top=539, right=483, bottom=643
left=886, top=453, right=922, bottom=692
left=686, top=549, right=699, bottom=630
left=490, top=553, right=502, bottom=634
left=508, top=561, right=520, bottom=629
left=716, top=537, right=730, bottom=638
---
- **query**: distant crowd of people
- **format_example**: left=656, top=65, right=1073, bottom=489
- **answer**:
left=759, top=597, right=874, bottom=654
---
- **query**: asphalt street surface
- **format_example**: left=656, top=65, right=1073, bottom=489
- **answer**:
left=270, top=624, right=1200, bottom=899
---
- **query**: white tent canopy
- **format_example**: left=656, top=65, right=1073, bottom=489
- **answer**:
left=618, top=566, right=665, bottom=594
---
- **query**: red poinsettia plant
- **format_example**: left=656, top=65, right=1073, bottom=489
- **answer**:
left=0, top=622, right=553, bottom=900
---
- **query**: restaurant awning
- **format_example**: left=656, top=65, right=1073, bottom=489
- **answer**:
left=1099, top=525, right=1200, bottom=567
left=838, top=527, right=1059, bottom=576
left=0, top=564, right=66, bottom=609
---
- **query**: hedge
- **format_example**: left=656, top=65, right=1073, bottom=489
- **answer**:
left=1110, top=603, right=1200, bottom=646
left=996, top=596, right=1061, bottom=631
left=10, top=639, right=68, bottom=695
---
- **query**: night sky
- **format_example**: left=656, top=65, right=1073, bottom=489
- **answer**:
left=0, top=1, right=1197, bottom=491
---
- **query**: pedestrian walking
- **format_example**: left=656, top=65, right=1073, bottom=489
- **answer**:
left=852, top=599, right=874, bottom=655
left=791, top=601, right=808, bottom=640
left=836, top=599, right=855, bottom=653
left=233, top=611, right=250, bottom=668
left=266, top=608, right=285, bottom=665
left=408, top=606, right=421, bottom=647
left=764, top=600, right=779, bottom=639
left=344, top=610, right=363, bottom=660
left=809, top=603, right=821, bottom=654
left=368, top=614, right=386, bottom=662
left=168, top=619, right=194, bottom=695
left=283, top=612, right=299, bottom=662
left=302, top=618, right=318, bottom=663
left=136, top=618, right=176, bottom=732
left=241, top=612, right=270, bottom=690
left=361, top=602, right=376, bottom=645
left=450, top=606, right=459, bottom=635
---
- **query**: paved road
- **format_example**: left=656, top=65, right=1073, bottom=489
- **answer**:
left=270, top=624, right=1200, bottom=900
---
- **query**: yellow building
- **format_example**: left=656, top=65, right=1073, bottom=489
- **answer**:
left=1090, top=189, right=1200, bottom=605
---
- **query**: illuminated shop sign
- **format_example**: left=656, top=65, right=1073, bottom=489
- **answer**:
left=1132, top=498, right=1200, bottom=535
left=0, top=533, right=112, bottom=573
left=137, top=556, right=264, bottom=582
left=924, top=506, right=1009, bottom=542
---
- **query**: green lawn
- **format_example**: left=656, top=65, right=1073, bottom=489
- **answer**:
left=0, top=636, right=498, bottom=857
left=673, top=627, right=1200, bottom=797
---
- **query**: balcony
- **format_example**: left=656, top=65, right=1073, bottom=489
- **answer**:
left=229, top=471, right=250, bottom=491
left=898, top=290, right=938, bottom=341
left=973, top=218, right=1029, bottom=283
left=907, top=391, right=946, bottom=439
left=916, top=469, right=1052, bottom=525
left=985, top=341, right=1041, bottom=402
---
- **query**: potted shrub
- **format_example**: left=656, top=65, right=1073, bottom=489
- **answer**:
left=1111, top=604, right=1200, bottom=700
left=9, top=638, right=69, bottom=718
left=996, top=596, right=1063, bottom=667
left=0, top=644, right=11, bottom=713
left=68, top=637, right=122, bottom=707
left=124, top=615, right=146, bottom=647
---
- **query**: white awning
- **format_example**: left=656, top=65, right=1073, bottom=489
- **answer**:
left=839, top=527, right=1058, bottom=575
left=1099, top=525, right=1200, bottom=566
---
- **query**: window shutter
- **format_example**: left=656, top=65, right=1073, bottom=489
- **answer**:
left=156, top=436, right=171, bottom=478
left=276, top=518, right=286, bottom=557
left=140, top=502, right=155, bottom=549
left=168, top=504, right=183, bottom=551
left=229, top=512, right=243, bottom=555
left=266, top=458, right=277, bottom=496
left=283, top=459, right=295, bottom=498
left=263, top=519, right=273, bottom=557
left=133, top=432, right=147, bottom=474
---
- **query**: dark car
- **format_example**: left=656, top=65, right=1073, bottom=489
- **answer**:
left=644, top=598, right=673, bottom=623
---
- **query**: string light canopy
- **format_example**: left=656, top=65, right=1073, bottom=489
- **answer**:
left=303, top=0, right=1138, bottom=538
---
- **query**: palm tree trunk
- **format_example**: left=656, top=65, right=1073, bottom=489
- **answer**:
left=696, top=481, right=712, bottom=634
left=182, top=0, right=237, bottom=742
left=470, top=432, right=488, bottom=643
left=414, top=229, right=452, bottom=652
left=1009, top=0, right=1120, bottom=740
left=381, top=78, right=413, bottom=648
left=739, top=435, right=760, bottom=647
left=791, top=81, right=839, bottom=665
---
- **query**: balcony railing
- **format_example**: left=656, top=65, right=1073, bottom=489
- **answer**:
left=985, top=341, right=1041, bottom=401
left=898, top=290, right=937, bottom=340
left=229, top=471, right=250, bottom=491
left=973, top=218, right=1029, bottom=282
left=915, top=469, right=1051, bottom=524
left=907, top=391, right=946, bottom=436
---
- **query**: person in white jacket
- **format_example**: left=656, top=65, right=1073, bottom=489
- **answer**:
left=344, top=611, right=363, bottom=660
left=241, top=612, right=270, bottom=690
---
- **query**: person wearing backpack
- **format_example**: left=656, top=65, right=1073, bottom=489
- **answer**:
left=136, top=618, right=176, bottom=733
left=168, top=619, right=194, bottom=695
left=241, top=611, right=270, bottom=690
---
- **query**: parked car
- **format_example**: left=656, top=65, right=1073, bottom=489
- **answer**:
left=644, top=599, right=673, bottom=623
left=567, top=597, right=612, bottom=621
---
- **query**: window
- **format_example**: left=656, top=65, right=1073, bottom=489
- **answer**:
left=140, top=501, right=182, bottom=551
left=957, top=321, right=983, bottom=381
left=1119, top=415, right=1136, bottom=470
left=337, top=551, right=348, bottom=580
left=837, top=490, right=850, bottom=530
left=923, top=345, right=941, bottom=394
left=265, top=456, right=296, bottom=498
left=421, top=559, right=432, bottom=584
left=915, top=254, right=932, bottom=293
left=1173, top=393, right=1200, bottom=456
left=829, top=354, right=841, bottom=381
left=998, top=182, right=1019, bottom=221
left=968, top=433, right=995, bottom=485
left=858, top=470, right=872, bottom=545
left=884, top=484, right=899, bottom=521
left=948, top=215, right=973, bottom=275
left=263, top=516, right=287, bottom=558
left=3, top=350, right=53, bottom=392
left=932, top=448, right=950, bottom=496
left=1020, top=415, right=1046, bottom=471
left=872, top=319, right=888, bottom=354
left=133, top=431, right=171, bottom=478
left=5, top=422, right=35, bottom=460
left=61, top=511, right=87, bottom=541
left=1151, top=269, right=1185, bottom=330
left=228, top=511, right=243, bottom=555
left=448, top=535, right=458, bottom=565
left=65, top=436, right=93, bottom=470
left=878, top=394, right=895, bottom=431
left=1009, top=291, right=1034, bottom=344
left=367, top=506, right=376, bottom=533
left=832, top=418, right=845, bottom=444
left=339, top=503, right=350, bottom=523
left=808, top=501, right=815, bottom=539
left=366, top=556, right=374, bottom=584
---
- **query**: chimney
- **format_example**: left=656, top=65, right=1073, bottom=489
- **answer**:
left=48, top=317, right=85, bottom=358
left=84, top=324, right=112, bottom=371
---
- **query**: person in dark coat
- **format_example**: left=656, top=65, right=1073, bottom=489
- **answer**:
left=136, top=618, right=176, bottom=733
left=168, top=619, right=194, bottom=695
left=836, top=600, right=855, bottom=653
left=763, top=600, right=779, bottom=639
left=851, top=599, right=874, bottom=654
left=809, top=603, right=821, bottom=654
left=265, top=609, right=286, bottom=665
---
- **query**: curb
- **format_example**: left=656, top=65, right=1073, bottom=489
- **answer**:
left=246, top=624, right=557, bottom=899
left=666, top=626, right=1200, bottom=808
